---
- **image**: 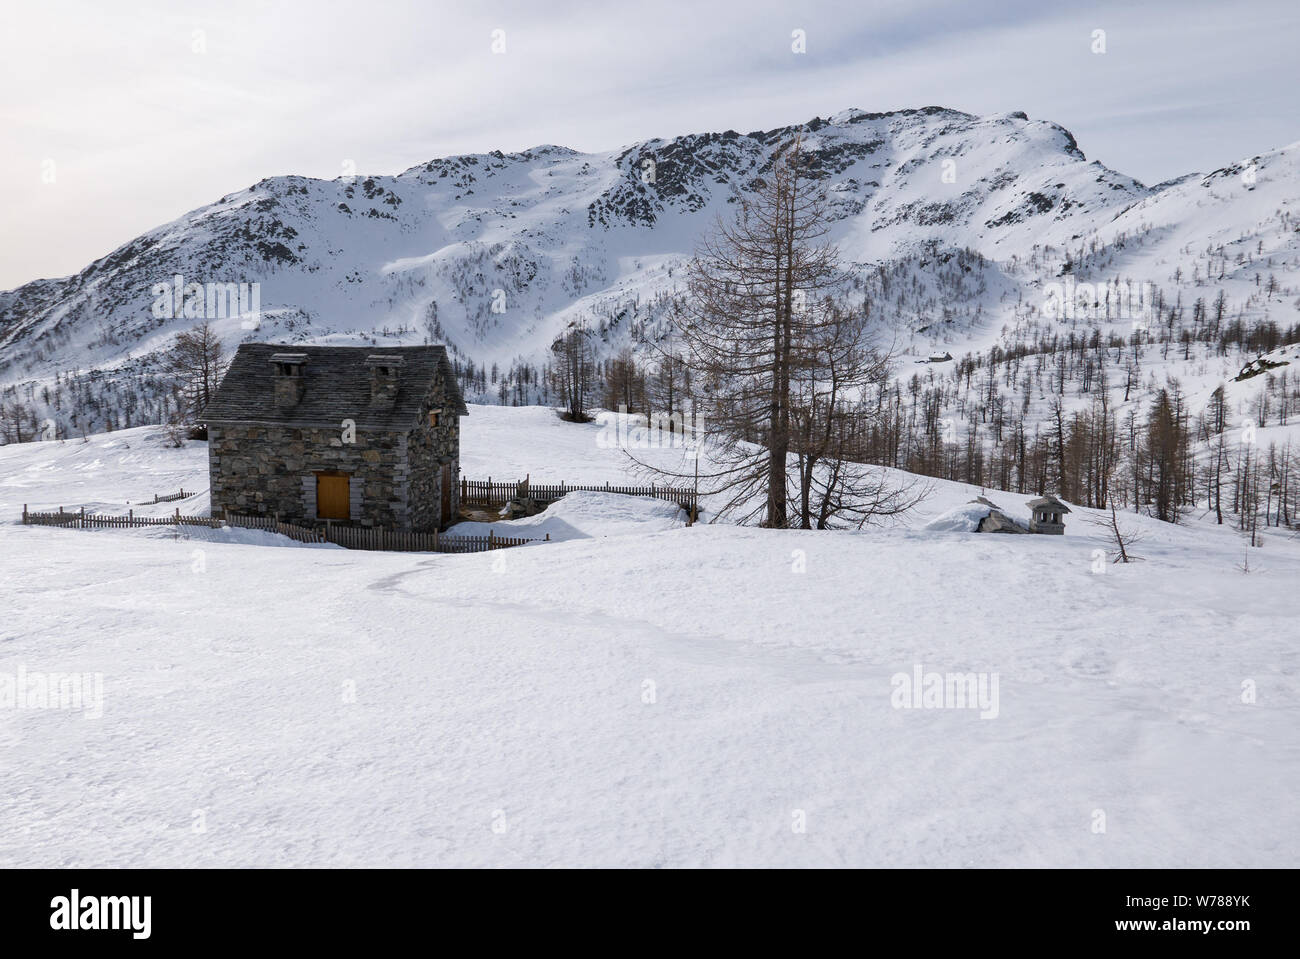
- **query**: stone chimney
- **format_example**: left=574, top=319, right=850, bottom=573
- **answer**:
left=269, top=353, right=308, bottom=407
left=365, top=355, right=404, bottom=407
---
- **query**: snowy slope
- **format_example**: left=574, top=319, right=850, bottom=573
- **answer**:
left=1, top=409, right=1297, bottom=867
left=0, top=426, right=208, bottom=517
left=1095, top=142, right=1300, bottom=302
left=449, top=491, right=686, bottom=543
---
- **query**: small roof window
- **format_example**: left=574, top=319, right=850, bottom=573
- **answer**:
left=269, top=353, right=307, bottom=376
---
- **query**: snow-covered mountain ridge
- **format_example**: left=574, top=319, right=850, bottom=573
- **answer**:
left=1, top=105, right=1297, bottom=439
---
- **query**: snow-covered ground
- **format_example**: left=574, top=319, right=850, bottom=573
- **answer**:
left=1, top=407, right=1297, bottom=866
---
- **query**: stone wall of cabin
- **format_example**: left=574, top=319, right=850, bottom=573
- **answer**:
left=208, top=411, right=461, bottom=531
left=405, top=401, right=461, bottom=531
left=208, top=423, right=414, bottom=528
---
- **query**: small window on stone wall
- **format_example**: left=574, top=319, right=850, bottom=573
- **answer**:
left=429, top=410, right=440, bottom=428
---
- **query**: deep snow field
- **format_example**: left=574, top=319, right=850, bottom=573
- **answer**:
left=1, top=405, right=1297, bottom=867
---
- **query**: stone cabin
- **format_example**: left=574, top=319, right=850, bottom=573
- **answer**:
left=969, top=494, right=1071, bottom=534
left=1026, top=494, right=1071, bottom=534
left=201, top=343, right=468, bottom=531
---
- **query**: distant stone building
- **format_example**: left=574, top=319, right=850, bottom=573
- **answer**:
left=965, top=494, right=1071, bottom=534
left=201, top=344, right=467, bottom=531
left=1026, top=494, right=1071, bottom=534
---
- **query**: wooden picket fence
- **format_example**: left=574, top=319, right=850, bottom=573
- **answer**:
left=215, top=511, right=325, bottom=545
left=462, top=475, right=697, bottom=516
left=20, top=505, right=543, bottom=554
left=310, top=520, right=538, bottom=553
left=151, top=488, right=190, bottom=504
left=21, top=506, right=206, bottom=530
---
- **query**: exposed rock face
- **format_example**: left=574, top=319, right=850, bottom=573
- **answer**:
left=969, top=496, right=1030, bottom=533
left=976, top=509, right=1029, bottom=534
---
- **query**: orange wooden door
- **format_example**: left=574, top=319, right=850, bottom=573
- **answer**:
left=316, top=473, right=350, bottom=520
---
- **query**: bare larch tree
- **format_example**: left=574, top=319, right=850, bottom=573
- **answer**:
left=672, top=137, right=842, bottom=526
left=166, top=322, right=227, bottom=424
left=635, top=137, right=923, bottom=527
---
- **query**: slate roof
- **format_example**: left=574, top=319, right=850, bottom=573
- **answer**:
left=201, top=343, right=467, bottom=431
left=1026, top=494, right=1071, bottom=513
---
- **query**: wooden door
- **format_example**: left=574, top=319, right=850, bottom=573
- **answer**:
left=316, top=473, right=350, bottom=520
left=439, top=465, right=452, bottom=526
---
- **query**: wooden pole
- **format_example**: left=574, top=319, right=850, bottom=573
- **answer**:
left=692, top=450, right=699, bottom=526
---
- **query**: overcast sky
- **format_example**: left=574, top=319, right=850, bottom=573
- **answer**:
left=1, top=0, right=1296, bottom=289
